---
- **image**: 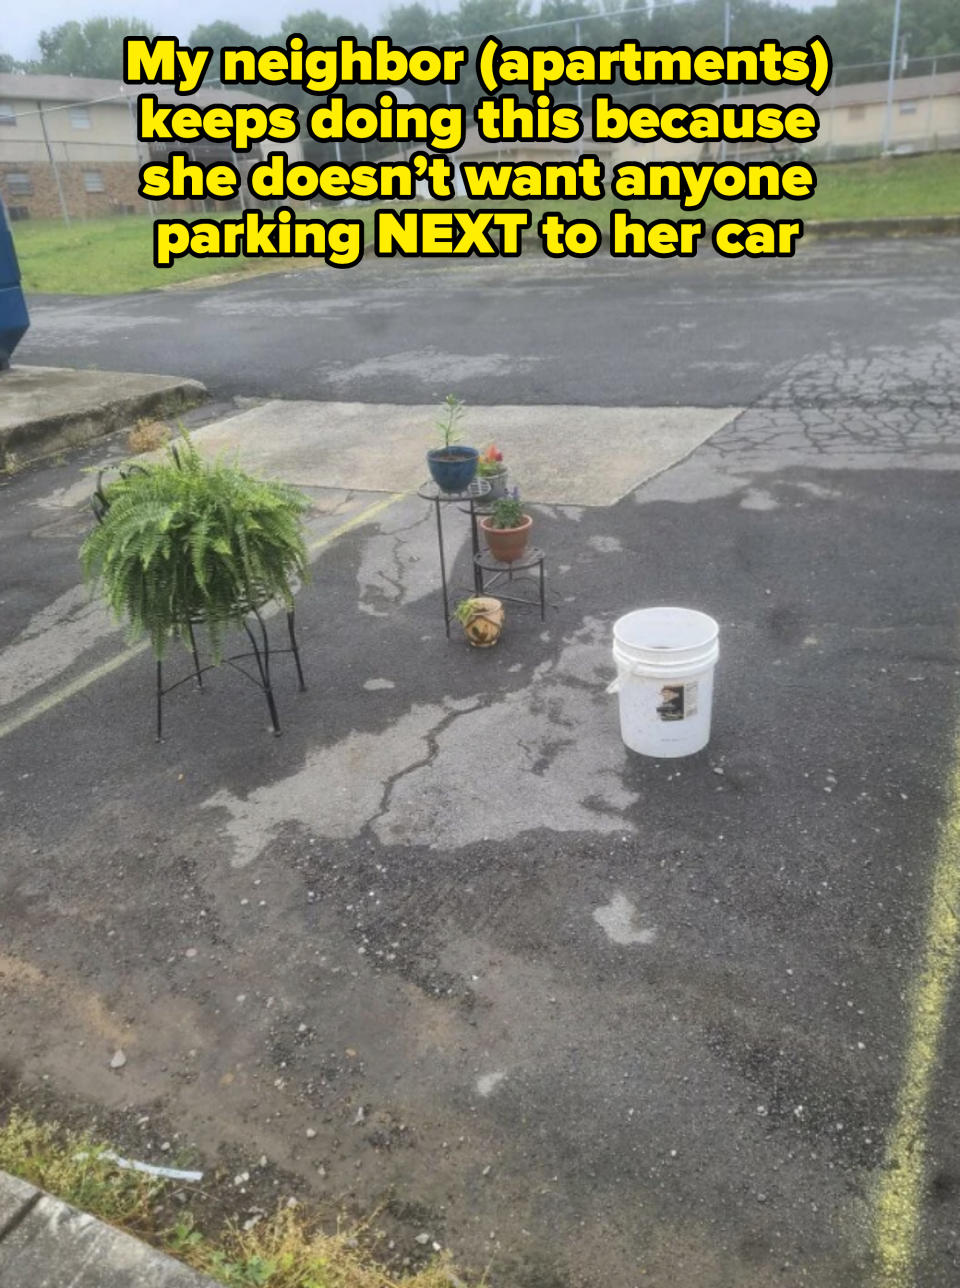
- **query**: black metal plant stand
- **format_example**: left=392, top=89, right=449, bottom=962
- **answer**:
left=154, top=602, right=306, bottom=741
left=91, top=456, right=307, bottom=741
left=417, top=478, right=491, bottom=636
left=473, top=546, right=552, bottom=621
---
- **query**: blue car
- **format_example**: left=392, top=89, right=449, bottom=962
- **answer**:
left=0, top=200, right=29, bottom=368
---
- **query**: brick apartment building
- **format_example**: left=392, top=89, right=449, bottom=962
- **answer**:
left=608, top=69, right=960, bottom=164
left=0, top=72, right=304, bottom=221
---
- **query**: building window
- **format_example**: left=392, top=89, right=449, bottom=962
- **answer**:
left=847, top=105, right=866, bottom=121
left=0, top=102, right=15, bottom=126
left=69, top=105, right=91, bottom=129
left=5, top=172, right=33, bottom=195
left=899, top=100, right=918, bottom=115
left=82, top=170, right=105, bottom=193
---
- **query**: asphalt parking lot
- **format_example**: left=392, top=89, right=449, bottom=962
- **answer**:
left=15, top=237, right=960, bottom=407
left=2, top=238, right=960, bottom=1287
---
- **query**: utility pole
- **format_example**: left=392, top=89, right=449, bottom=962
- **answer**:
left=574, top=19, right=583, bottom=114
left=127, top=95, right=156, bottom=220
left=720, top=1, right=731, bottom=163
left=37, top=102, right=70, bottom=225
left=882, top=0, right=903, bottom=153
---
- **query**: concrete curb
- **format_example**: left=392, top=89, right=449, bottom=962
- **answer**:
left=0, top=365, right=207, bottom=468
left=802, top=213, right=960, bottom=238
left=0, top=1169, right=217, bottom=1286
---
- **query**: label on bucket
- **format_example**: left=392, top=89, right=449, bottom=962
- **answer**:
left=656, top=680, right=698, bottom=721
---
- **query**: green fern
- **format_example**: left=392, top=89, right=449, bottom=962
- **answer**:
left=81, top=436, right=309, bottom=659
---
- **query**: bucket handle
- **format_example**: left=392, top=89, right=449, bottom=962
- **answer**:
left=608, top=652, right=716, bottom=694
left=606, top=659, right=651, bottom=694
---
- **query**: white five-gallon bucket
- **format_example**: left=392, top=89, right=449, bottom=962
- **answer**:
left=609, top=607, right=719, bottom=757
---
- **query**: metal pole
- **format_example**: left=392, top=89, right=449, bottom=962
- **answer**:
left=720, top=1, right=731, bottom=163
left=926, top=66, right=936, bottom=150
left=127, top=95, right=157, bottom=219
left=37, top=101, right=70, bottom=225
left=882, top=0, right=903, bottom=154
left=575, top=20, right=583, bottom=113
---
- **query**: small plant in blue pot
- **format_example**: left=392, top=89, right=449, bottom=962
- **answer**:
left=426, top=394, right=479, bottom=493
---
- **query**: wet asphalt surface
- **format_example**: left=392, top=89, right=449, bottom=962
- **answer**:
left=2, top=239, right=960, bottom=1286
left=14, top=237, right=960, bottom=408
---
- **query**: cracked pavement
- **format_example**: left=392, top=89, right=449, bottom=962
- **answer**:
left=2, top=238, right=960, bottom=1286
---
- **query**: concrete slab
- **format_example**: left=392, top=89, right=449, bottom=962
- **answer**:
left=0, top=1188, right=215, bottom=1287
left=180, top=399, right=740, bottom=506
left=0, top=1170, right=38, bottom=1233
left=0, top=365, right=206, bottom=465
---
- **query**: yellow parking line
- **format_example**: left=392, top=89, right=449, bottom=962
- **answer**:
left=0, top=644, right=149, bottom=741
left=307, top=492, right=404, bottom=553
left=871, top=749, right=960, bottom=1284
left=0, top=493, right=405, bottom=742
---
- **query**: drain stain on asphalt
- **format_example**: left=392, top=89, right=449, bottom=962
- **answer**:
left=593, top=892, right=657, bottom=945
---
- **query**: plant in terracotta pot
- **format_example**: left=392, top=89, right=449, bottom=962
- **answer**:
left=426, top=394, right=478, bottom=494
left=480, top=492, right=532, bottom=564
left=454, top=596, right=505, bottom=647
left=476, top=443, right=508, bottom=498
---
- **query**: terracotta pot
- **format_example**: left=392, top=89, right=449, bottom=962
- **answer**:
left=480, top=514, right=532, bottom=563
left=458, top=597, right=504, bottom=647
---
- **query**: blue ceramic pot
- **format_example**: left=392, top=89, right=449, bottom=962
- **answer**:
left=427, top=446, right=479, bottom=493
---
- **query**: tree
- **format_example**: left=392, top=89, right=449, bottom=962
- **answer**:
left=189, top=21, right=264, bottom=86
left=450, top=0, right=532, bottom=38
left=189, top=20, right=264, bottom=50
left=276, top=9, right=369, bottom=45
left=33, top=17, right=156, bottom=80
left=379, top=4, right=438, bottom=47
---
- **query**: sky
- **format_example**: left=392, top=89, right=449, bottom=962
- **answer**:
left=3, top=0, right=824, bottom=62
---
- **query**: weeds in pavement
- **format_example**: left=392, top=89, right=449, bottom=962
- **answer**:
left=0, top=1106, right=471, bottom=1288
left=0, top=1107, right=162, bottom=1234
left=172, top=1207, right=465, bottom=1288
left=127, top=418, right=172, bottom=454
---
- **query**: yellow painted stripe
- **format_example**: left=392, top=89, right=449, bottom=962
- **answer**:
left=307, top=492, right=404, bottom=554
left=0, top=493, right=404, bottom=742
left=871, top=750, right=960, bottom=1284
left=0, top=643, right=149, bottom=741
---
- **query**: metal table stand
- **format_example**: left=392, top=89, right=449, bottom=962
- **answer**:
left=473, top=546, right=551, bottom=621
left=417, top=478, right=491, bottom=636
left=154, top=600, right=306, bottom=741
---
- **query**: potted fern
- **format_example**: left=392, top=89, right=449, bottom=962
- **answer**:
left=81, top=437, right=309, bottom=661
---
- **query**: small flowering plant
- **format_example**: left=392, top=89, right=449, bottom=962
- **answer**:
left=480, top=486, right=532, bottom=563
left=476, top=443, right=505, bottom=477
left=487, top=490, right=526, bottom=530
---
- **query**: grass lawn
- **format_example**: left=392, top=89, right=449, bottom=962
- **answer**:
left=676, top=148, right=960, bottom=223
left=13, top=207, right=380, bottom=295
left=11, top=151, right=959, bottom=296
left=523, top=149, right=960, bottom=229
